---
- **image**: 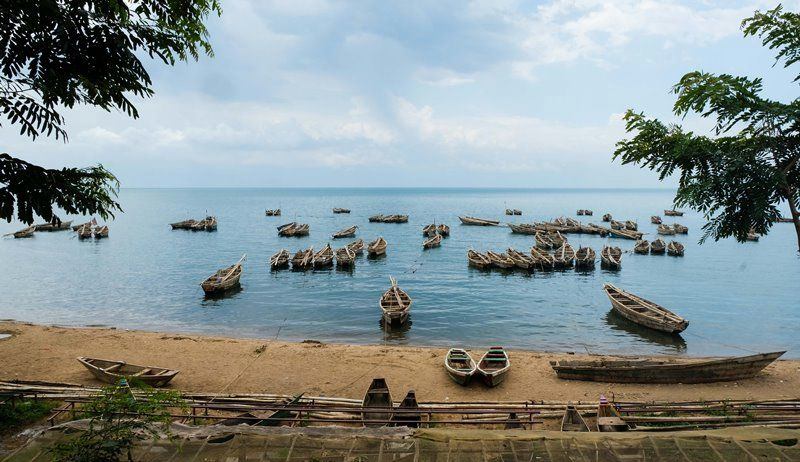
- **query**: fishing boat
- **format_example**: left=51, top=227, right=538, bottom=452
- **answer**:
left=561, top=405, right=590, bottom=432
left=657, top=223, right=676, bottom=235
left=550, top=351, right=784, bottom=384
left=603, top=283, right=688, bottom=334
left=504, top=208, right=522, bottom=215
left=508, top=223, right=537, bottom=235
left=362, top=378, right=392, bottom=427
left=596, top=397, right=631, bottom=431
left=422, top=232, right=441, bottom=249
left=291, top=247, right=314, bottom=270
left=602, top=213, right=612, bottom=222
left=467, top=249, right=492, bottom=269
left=530, top=247, right=555, bottom=270
left=93, top=225, right=109, bottom=239
left=77, top=223, right=93, bottom=240
left=444, top=348, right=477, bottom=385
left=574, top=246, right=595, bottom=269
left=191, top=216, right=217, bottom=231
left=624, top=220, right=638, bottom=231
left=553, top=242, right=575, bottom=269
left=73, top=219, right=96, bottom=231
left=332, top=208, right=350, bottom=214
left=335, top=246, right=356, bottom=268
left=634, top=239, right=650, bottom=254
left=332, top=225, right=358, bottom=239
left=476, top=347, right=510, bottom=387
left=170, top=219, right=197, bottom=230
left=293, top=223, right=309, bottom=236
left=386, top=214, right=409, bottom=223
left=673, top=223, right=688, bottom=234
left=77, top=357, right=179, bottom=387
left=367, top=237, right=387, bottom=257
left=201, top=254, right=245, bottom=294
left=391, top=390, right=420, bottom=428
left=610, top=220, right=625, bottom=230
left=576, top=209, right=584, bottom=215
left=507, top=248, right=535, bottom=270
left=535, top=231, right=554, bottom=250
left=379, top=276, right=412, bottom=326
left=265, top=209, right=281, bottom=216
left=312, top=244, right=334, bottom=268
left=270, top=249, right=290, bottom=269
left=584, top=210, right=593, bottom=216
left=7, top=226, right=35, bottom=238
left=34, top=220, right=73, bottom=232
left=368, top=214, right=385, bottom=222
left=458, top=215, right=500, bottom=226
left=664, top=209, right=684, bottom=216
left=608, top=227, right=642, bottom=240
left=600, top=246, right=622, bottom=270
left=347, top=238, right=364, bottom=255
left=650, top=238, right=666, bottom=254
left=667, top=240, right=684, bottom=256
left=746, top=230, right=760, bottom=241
left=437, top=224, right=450, bottom=236
left=486, top=251, right=515, bottom=269
left=549, top=231, right=566, bottom=247
left=650, top=215, right=662, bottom=224
left=278, top=222, right=297, bottom=236
left=422, top=223, right=437, bottom=236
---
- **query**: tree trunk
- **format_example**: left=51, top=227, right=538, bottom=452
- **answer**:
left=789, top=194, right=800, bottom=253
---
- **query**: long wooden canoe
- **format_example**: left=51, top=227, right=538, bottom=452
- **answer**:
left=657, top=224, right=676, bottom=235
left=332, top=225, right=358, bottom=239
left=476, top=347, right=510, bottom=387
left=94, top=225, right=109, bottom=239
left=270, top=249, right=290, bottom=269
left=673, top=223, right=689, bottom=234
left=535, top=231, right=554, bottom=250
left=551, top=351, right=784, bottom=384
left=458, top=216, right=499, bottom=226
left=597, top=397, right=631, bottom=431
left=380, top=276, right=411, bottom=326
left=574, top=246, right=595, bottom=269
left=508, top=223, right=537, bottom=235
left=332, top=208, right=350, bottom=214
left=530, top=247, right=555, bottom=270
left=201, top=254, right=245, bottom=294
left=368, top=237, right=387, bottom=257
left=362, top=378, right=392, bottom=427
left=34, top=220, right=73, bottom=232
left=265, top=209, right=281, bottom=216
left=444, top=348, right=477, bottom=385
left=422, top=232, right=441, bottom=249
left=561, top=405, right=590, bottom=432
left=600, top=246, right=621, bottom=270
left=603, top=283, right=688, bottom=334
left=291, top=247, right=314, bottom=270
left=347, top=238, right=364, bottom=255
left=507, top=248, right=535, bottom=270
left=664, top=209, right=684, bottom=216
left=467, top=249, right=491, bottom=269
left=486, top=251, right=515, bottom=269
left=335, top=246, right=356, bottom=268
left=650, top=215, right=662, bottom=224
left=8, top=226, right=35, bottom=238
left=77, top=357, right=178, bottom=387
left=312, top=244, right=334, bottom=268
left=553, top=242, right=575, bottom=269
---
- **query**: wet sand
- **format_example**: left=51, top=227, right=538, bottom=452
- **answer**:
left=1, top=321, right=797, bottom=402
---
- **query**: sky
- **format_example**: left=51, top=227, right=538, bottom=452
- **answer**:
left=4, top=0, right=800, bottom=188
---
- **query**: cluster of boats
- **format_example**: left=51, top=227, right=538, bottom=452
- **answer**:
left=277, top=222, right=310, bottom=237
left=170, top=216, right=217, bottom=231
left=6, top=218, right=110, bottom=240
left=368, top=214, right=409, bottom=223
left=467, top=244, right=622, bottom=271
left=270, top=237, right=387, bottom=272
left=634, top=238, right=684, bottom=256
left=504, top=208, right=522, bottom=215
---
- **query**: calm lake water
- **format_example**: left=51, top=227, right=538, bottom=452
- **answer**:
left=1, top=188, right=798, bottom=358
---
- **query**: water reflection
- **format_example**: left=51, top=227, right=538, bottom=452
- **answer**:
left=380, top=318, right=412, bottom=342
left=604, top=310, right=687, bottom=353
left=202, top=284, right=243, bottom=304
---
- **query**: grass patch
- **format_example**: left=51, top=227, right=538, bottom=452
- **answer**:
left=0, top=399, right=58, bottom=431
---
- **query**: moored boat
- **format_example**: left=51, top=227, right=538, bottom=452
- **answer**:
left=650, top=238, right=666, bottom=254
left=437, top=224, right=450, bottom=236
left=584, top=210, right=593, bottom=216
left=603, top=283, right=688, bottom=334
left=332, top=208, right=350, bottom=214
left=553, top=242, right=575, bottom=269
left=191, top=216, right=217, bottom=231
left=486, top=251, right=515, bottom=269
left=624, top=220, right=638, bottom=231
left=600, top=246, right=622, bottom=270
left=362, top=378, right=393, bottom=427
left=561, top=405, right=590, bottom=432
left=458, top=215, right=500, bottom=226
left=170, top=219, right=197, bottom=230
left=476, top=347, right=510, bottom=387
left=7, top=226, right=35, bottom=238
left=657, top=223, right=676, bottom=235
left=444, top=348, right=477, bottom=385
left=609, top=227, right=642, bottom=240
left=530, top=247, right=555, bottom=270
left=574, top=246, right=595, bottom=269
left=667, top=240, right=684, bottom=256
left=650, top=215, right=662, bottom=224
left=507, top=248, right=535, bottom=270
left=507, top=222, right=537, bottom=235
left=634, top=239, right=649, bottom=254
left=664, top=209, right=684, bottom=216
left=368, top=237, right=387, bottom=257
left=347, top=238, right=364, bottom=255
left=312, top=244, right=334, bottom=268
left=335, top=245, right=356, bottom=268
left=270, top=249, right=290, bottom=269
left=610, top=220, right=625, bottom=230
left=576, top=209, right=584, bottom=216
left=422, top=223, right=437, bottom=236
left=201, top=254, right=245, bottom=295
left=549, top=230, right=566, bottom=247
left=332, top=225, right=358, bottom=239
left=265, top=209, right=281, bottom=216
left=673, top=223, right=688, bottom=234
left=77, top=357, right=179, bottom=387
left=535, top=231, right=554, bottom=250
left=77, top=223, right=93, bottom=240
left=368, top=214, right=385, bottom=223
left=602, top=213, right=612, bottom=222
left=380, top=276, right=412, bottom=326
left=34, top=220, right=73, bottom=232
left=93, top=225, right=109, bottom=239
left=291, top=247, right=314, bottom=270
left=422, top=232, right=442, bottom=249
left=746, top=230, right=760, bottom=241
left=467, top=249, right=491, bottom=269
left=550, top=351, right=785, bottom=384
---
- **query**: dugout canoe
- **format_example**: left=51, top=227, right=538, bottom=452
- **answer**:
left=530, top=247, right=555, bottom=270
left=422, top=223, right=437, bottom=236
left=561, top=405, right=590, bottom=432
left=437, top=224, right=450, bottom=236
left=673, top=223, right=689, bottom=234
left=600, top=246, right=621, bottom=270
left=476, top=347, right=510, bottom=387
left=77, top=357, right=179, bottom=387
left=8, top=226, right=35, bottom=238
left=444, top=348, right=477, bottom=386
left=34, top=220, right=73, bottom=232
left=603, top=283, right=688, bottom=334
left=458, top=216, right=500, bottom=226
left=362, top=378, right=393, bottom=427
left=574, top=246, right=595, bottom=269
left=93, top=225, right=109, bottom=239
left=201, top=254, right=245, bottom=294
left=380, top=276, right=411, bottom=326
left=535, top=231, right=554, bottom=250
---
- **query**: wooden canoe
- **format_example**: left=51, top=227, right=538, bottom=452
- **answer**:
left=270, top=249, right=290, bottom=269
left=634, top=239, right=650, bottom=254
left=77, top=223, right=93, bottom=240
left=191, top=216, right=217, bottom=231
left=265, top=209, right=281, bottom=216
left=610, top=220, right=625, bottom=230
left=34, top=220, right=73, bottom=232
left=551, top=352, right=785, bottom=384
left=603, top=283, right=688, bottom=334
left=368, top=237, right=387, bottom=256
left=584, top=210, right=593, bottom=216
left=422, top=223, right=437, bottom=236
left=362, top=378, right=392, bottom=427
left=597, top=398, right=631, bottom=431
left=467, top=249, right=491, bottom=269
left=673, top=223, right=689, bottom=234
left=384, top=214, right=409, bottom=223
left=609, top=227, right=642, bottom=240
left=335, top=246, right=356, bottom=268
left=664, top=209, right=684, bottom=216
left=9, top=226, right=35, bottom=238
left=650, top=215, right=662, bottom=224
left=657, top=224, right=675, bottom=235
left=437, top=224, right=450, bottom=236
left=576, top=209, right=584, bottom=215
left=368, top=214, right=385, bottom=222
left=529, top=247, right=555, bottom=270
left=600, top=246, right=622, bottom=270
left=535, top=231, right=554, bottom=250
left=312, top=244, right=334, bottom=268
left=171, top=219, right=196, bottom=230
left=667, top=240, right=684, bottom=256
left=476, top=347, right=510, bottom=387
left=506, top=248, right=535, bottom=270
left=422, top=232, right=442, bottom=249
left=486, top=251, right=515, bottom=269
left=553, top=242, right=575, bottom=269
left=624, top=220, right=638, bottom=231
left=574, top=246, right=595, bottom=269
left=549, top=231, right=566, bottom=247
left=602, top=213, right=612, bottom=222
left=77, top=356, right=178, bottom=387
left=380, top=276, right=411, bottom=326
left=746, top=231, right=760, bottom=241
left=458, top=216, right=499, bottom=226
left=391, top=390, right=420, bottom=428
left=347, top=238, right=364, bottom=255
left=291, top=247, right=314, bottom=270
left=508, top=223, right=537, bottom=235
left=332, top=225, right=358, bottom=239
left=561, top=405, right=590, bottom=432
left=201, top=254, right=245, bottom=294
left=444, top=348, right=477, bottom=385
left=650, top=238, right=666, bottom=254
left=93, top=225, right=109, bottom=239
left=332, top=208, right=350, bottom=214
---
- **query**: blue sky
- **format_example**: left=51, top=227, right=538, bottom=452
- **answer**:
left=5, top=0, right=800, bottom=187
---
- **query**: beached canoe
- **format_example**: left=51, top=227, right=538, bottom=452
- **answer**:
left=550, top=351, right=784, bottom=384
left=312, top=244, right=334, bottom=268
left=634, top=239, right=649, bottom=254
left=603, top=283, right=688, bottom=334
left=265, top=209, right=281, bottom=216
left=476, top=347, right=510, bottom=387
left=561, top=405, right=590, bottom=432
left=77, top=356, right=178, bottom=387
left=467, top=249, right=491, bottom=269
left=444, top=348, right=477, bottom=385
left=201, top=254, right=245, bottom=294
left=332, top=208, right=350, bottom=214
left=597, top=397, right=631, bottom=431
left=486, top=251, right=515, bottom=269
left=332, top=225, right=358, bottom=239
left=600, top=246, right=622, bottom=270
left=458, top=216, right=499, bottom=226
left=291, top=247, right=314, bottom=270
left=650, top=238, right=666, bottom=254
left=270, top=249, right=290, bottom=269
left=574, top=246, right=595, bottom=270
left=423, top=232, right=442, bottom=249
left=368, top=237, right=387, bottom=257
left=380, top=276, right=412, bottom=326
left=335, top=245, right=356, bottom=268
left=664, top=209, right=684, bottom=216
left=362, top=378, right=393, bottom=427
left=667, top=240, right=684, bottom=256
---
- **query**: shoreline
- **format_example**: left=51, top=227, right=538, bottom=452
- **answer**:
left=1, top=320, right=798, bottom=402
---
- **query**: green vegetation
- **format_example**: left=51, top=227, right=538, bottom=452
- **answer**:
left=614, top=5, right=800, bottom=251
left=0, top=399, right=58, bottom=431
left=49, top=383, right=185, bottom=462
left=0, top=0, right=221, bottom=225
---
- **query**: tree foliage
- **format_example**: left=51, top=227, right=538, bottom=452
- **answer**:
left=0, top=0, right=221, bottom=223
left=614, top=4, right=800, bottom=248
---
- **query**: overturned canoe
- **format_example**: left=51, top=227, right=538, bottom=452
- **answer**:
left=458, top=216, right=499, bottom=226
left=603, top=283, right=688, bottom=334
left=550, top=351, right=785, bottom=384
left=78, top=356, right=179, bottom=387
left=444, top=348, right=477, bottom=386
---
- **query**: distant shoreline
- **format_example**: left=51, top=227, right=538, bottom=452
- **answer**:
left=117, top=186, right=680, bottom=191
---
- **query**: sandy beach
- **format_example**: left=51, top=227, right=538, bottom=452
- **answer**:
left=1, top=321, right=797, bottom=402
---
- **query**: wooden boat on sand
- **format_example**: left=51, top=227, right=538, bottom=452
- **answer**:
left=459, top=216, right=499, bottom=226
left=650, top=215, right=662, bottom=224
left=476, top=347, right=510, bottom=387
left=422, top=232, right=442, bottom=249
left=332, top=208, right=350, bottom=214
left=467, top=249, right=491, bottom=269
left=368, top=237, right=387, bottom=257
left=574, top=246, right=595, bottom=269
left=561, top=405, right=590, bottom=432
left=335, top=246, right=356, bottom=268
left=664, top=209, right=684, bottom=217
left=507, top=248, right=535, bottom=270
left=486, top=251, right=515, bottom=269
left=201, top=254, right=245, bottom=294
left=380, top=276, right=412, bottom=326
left=444, top=348, right=477, bottom=385
left=362, top=378, right=392, bottom=427
left=597, top=397, right=631, bottom=431
left=634, top=239, right=649, bottom=254
left=551, top=351, right=784, bottom=384
left=347, top=239, right=364, bottom=255
left=291, top=247, right=314, bottom=270
left=265, top=209, right=281, bottom=216
left=312, top=244, right=334, bottom=268
left=650, top=238, right=666, bottom=254
left=603, top=283, right=688, bottom=334
left=667, top=240, right=684, bottom=256
left=270, top=249, right=290, bottom=269
left=77, top=357, right=178, bottom=387
left=332, top=225, right=358, bottom=239
left=600, top=246, right=622, bottom=270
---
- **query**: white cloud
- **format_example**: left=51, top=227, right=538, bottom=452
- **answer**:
left=414, top=67, right=476, bottom=86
